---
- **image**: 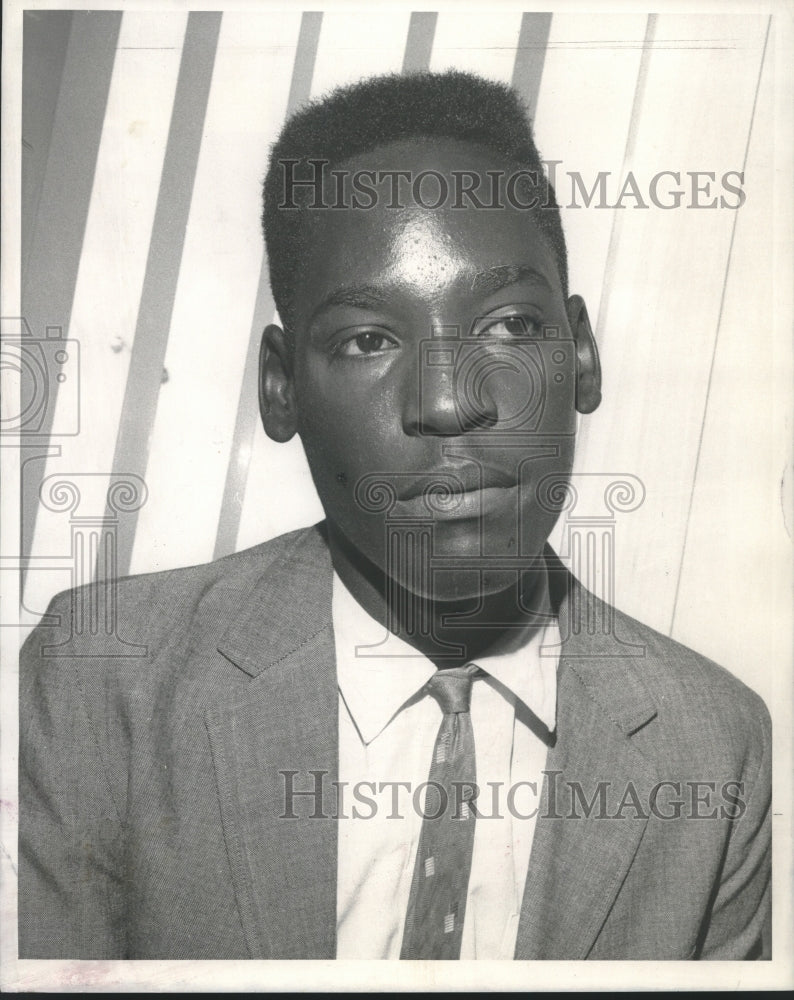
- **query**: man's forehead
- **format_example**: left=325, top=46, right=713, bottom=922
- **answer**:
left=286, top=136, right=562, bottom=316
left=302, top=202, right=558, bottom=302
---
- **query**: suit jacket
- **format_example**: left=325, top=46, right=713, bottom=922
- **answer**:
left=19, top=523, right=771, bottom=960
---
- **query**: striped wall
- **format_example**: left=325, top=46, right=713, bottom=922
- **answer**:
left=19, top=9, right=788, bottom=711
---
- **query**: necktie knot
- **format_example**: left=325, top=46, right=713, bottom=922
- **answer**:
left=426, top=663, right=480, bottom=714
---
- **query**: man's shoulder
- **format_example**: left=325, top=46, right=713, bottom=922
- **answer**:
left=596, top=596, right=771, bottom=770
left=22, top=523, right=326, bottom=657
left=118, top=522, right=319, bottom=596
left=614, top=601, right=767, bottom=710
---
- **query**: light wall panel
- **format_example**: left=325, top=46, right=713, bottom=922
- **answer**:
left=430, top=10, right=524, bottom=82
left=310, top=10, right=412, bottom=96
left=565, top=12, right=769, bottom=639
left=670, top=30, right=783, bottom=703
left=23, top=11, right=187, bottom=616
left=129, top=11, right=304, bottom=575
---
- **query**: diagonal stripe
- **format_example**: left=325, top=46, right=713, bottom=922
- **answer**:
left=107, top=12, right=222, bottom=578
left=212, top=11, right=323, bottom=560
left=668, top=14, right=772, bottom=636
left=22, top=10, right=74, bottom=275
left=20, top=12, right=122, bottom=574
left=22, top=11, right=188, bottom=621
left=592, top=13, right=657, bottom=340
left=567, top=13, right=656, bottom=476
left=402, top=12, right=437, bottom=73
left=511, top=12, right=552, bottom=121
left=286, top=11, right=323, bottom=111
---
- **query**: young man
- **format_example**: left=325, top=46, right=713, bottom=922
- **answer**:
left=19, top=71, right=771, bottom=960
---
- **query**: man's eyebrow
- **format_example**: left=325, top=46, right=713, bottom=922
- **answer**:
left=470, top=265, right=552, bottom=295
left=308, top=267, right=551, bottom=324
left=310, top=285, right=391, bottom=320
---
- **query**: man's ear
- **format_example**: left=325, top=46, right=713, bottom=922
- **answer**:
left=259, top=323, right=298, bottom=442
left=565, top=294, right=602, bottom=415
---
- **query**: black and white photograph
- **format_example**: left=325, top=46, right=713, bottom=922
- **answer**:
left=1, top=0, right=792, bottom=991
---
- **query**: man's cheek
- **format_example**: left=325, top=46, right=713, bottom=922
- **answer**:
left=300, top=420, right=368, bottom=502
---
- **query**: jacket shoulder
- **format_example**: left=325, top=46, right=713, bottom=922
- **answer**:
left=21, top=524, right=323, bottom=658
left=608, top=601, right=771, bottom=773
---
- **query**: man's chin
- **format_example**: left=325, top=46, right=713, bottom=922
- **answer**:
left=326, top=515, right=545, bottom=604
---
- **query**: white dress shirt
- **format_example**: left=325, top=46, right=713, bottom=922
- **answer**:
left=333, top=570, right=560, bottom=959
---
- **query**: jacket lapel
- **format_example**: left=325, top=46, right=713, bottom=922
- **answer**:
left=515, top=557, right=660, bottom=959
left=206, top=527, right=339, bottom=959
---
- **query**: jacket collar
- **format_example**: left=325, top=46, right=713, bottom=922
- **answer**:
left=216, top=524, right=335, bottom=677
left=217, top=528, right=657, bottom=737
left=546, top=545, right=658, bottom=737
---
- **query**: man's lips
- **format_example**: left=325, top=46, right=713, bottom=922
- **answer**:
left=384, top=466, right=519, bottom=520
left=395, top=465, right=516, bottom=501
left=393, top=483, right=518, bottom=520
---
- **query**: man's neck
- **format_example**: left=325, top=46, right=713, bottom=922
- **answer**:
left=326, top=523, right=552, bottom=669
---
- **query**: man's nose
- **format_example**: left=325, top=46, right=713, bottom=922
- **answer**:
left=402, top=348, right=498, bottom=436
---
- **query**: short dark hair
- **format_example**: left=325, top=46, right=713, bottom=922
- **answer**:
left=262, top=70, right=568, bottom=327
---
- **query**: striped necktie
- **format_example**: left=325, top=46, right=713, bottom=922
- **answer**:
left=400, top=662, right=481, bottom=959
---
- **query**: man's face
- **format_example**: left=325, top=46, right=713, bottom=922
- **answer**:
left=264, top=139, right=599, bottom=600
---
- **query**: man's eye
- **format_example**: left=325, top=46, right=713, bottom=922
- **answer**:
left=336, top=331, right=398, bottom=357
left=475, top=315, right=541, bottom=338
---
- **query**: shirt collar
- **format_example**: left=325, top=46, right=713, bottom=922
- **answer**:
left=332, top=569, right=559, bottom=746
